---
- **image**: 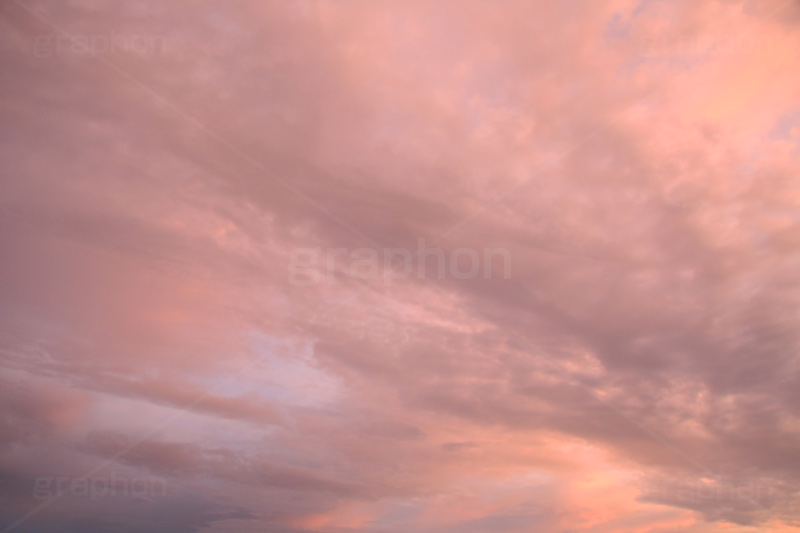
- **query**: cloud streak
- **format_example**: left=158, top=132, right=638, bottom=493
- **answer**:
left=2, top=0, right=800, bottom=531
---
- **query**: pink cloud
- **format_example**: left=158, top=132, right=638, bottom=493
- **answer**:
left=2, top=0, right=800, bottom=531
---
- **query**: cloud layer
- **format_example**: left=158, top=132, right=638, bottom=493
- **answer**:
left=2, top=0, right=800, bottom=531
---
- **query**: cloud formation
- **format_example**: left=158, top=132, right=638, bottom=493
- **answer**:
left=2, top=0, right=800, bottom=531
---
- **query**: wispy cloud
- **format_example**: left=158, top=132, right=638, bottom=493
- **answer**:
left=2, top=0, right=800, bottom=531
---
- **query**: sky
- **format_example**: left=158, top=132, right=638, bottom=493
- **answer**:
left=2, top=0, right=800, bottom=531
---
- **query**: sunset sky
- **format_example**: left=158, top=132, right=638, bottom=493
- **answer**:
left=2, top=0, right=800, bottom=531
